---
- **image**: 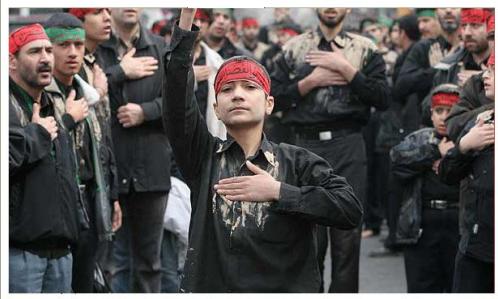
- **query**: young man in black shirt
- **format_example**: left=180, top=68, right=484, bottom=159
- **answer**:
left=162, top=9, right=362, bottom=293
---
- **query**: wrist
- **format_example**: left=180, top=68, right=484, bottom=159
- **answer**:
left=273, top=181, right=281, bottom=201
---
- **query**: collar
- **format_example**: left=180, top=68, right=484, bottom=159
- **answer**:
left=10, top=77, right=50, bottom=113
left=215, top=133, right=276, bottom=167
left=315, top=26, right=348, bottom=48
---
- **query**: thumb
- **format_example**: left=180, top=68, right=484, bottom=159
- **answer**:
left=124, top=47, right=136, bottom=58
left=476, top=116, right=485, bottom=127
left=246, top=160, right=266, bottom=175
left=32, top=102, right=41, bottom=120
left=330, top=42, right=341, bottom=52
left=66, top=89, right=76, bottom=103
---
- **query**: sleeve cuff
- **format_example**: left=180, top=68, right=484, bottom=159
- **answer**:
left=62, top=113, right=77, bottom=131
left=140, top=101, right=160, bottom=121
left=349, top=71, right=367, bottom=92
left=274, top=183, right=301, bottom=210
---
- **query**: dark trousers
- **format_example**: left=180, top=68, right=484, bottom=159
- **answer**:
left=404, top=208, right=459, bottom=292
left=364, top=151, right=391, bottom=232
left=110, top=190, right=168, bottom=293
left=296, top=132, right=366, bottom=293
left=71, top=184, right=99, bottom=293
left=453, top=250, right=494, bottom=293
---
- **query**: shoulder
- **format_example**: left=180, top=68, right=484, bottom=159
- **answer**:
left=275, top=142, right=330, bottom=166
left=282, top=31, right=313, bottom=52
left=344, top=32, right=377, bottom=51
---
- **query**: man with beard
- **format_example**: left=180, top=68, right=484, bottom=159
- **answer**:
left=271, top=8, right=390, bottom=292
left=394, top=8, right=460, bottom=129
left=204, top=8, right=251, bottom=59
left=96, top=8, right=172, bottom=292
left=9, top=24, right=79, bottom=293
left=237, top=18, right=270, bottom=62
left=258, top=8, right=301, bottom=45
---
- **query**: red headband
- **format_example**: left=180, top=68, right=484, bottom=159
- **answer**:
left=9, top=23, right=49, bottom=55
left=280, top=28, right=299, bottom=37
left=487, top=14, right=495, bottom=34
left=214, top=58, right=271, bottom=96
left=488, top=52, right=495, bottom=68
left=194, top=9, right=210, bottom=21
left=431, top=93, right=459, bottom=108
left=69, top=8, right=102, bottom=20
left=242, top=18, right=259, bottom=28
left=461, top=8, right=490, bottom=24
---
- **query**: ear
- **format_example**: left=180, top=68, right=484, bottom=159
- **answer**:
left=9, top=53, right=17, bottom=72
left=213, top=101, right=221, bottom=120
left=265, top=95, right=275, bottom=115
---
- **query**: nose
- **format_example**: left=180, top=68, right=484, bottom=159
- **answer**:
left=40, top=47, right=52, bottom=62
left=103, top=9, right=111, bottom=20
left=461, top=24, right=471, bottom=36
left=231, top=85, right=246, bottom=102
left=67, top=44, right=78, bottom=57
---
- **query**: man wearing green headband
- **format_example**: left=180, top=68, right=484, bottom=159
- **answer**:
left=416, top=8, right=441, bottom=39
left=43, top=12, right=120, bottom=293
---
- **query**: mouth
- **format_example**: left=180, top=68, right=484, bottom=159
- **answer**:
left=103, top=25, right=112, bottom=34
left=229, top=107, right=249, bottom=112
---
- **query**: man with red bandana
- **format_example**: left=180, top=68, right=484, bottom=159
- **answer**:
left=439, top=52, right=494, bottom=293
left=236, top=17, right=269, bottom=62
left=390, top=83, right=461, bottom=292
left=9, top=23, right=80, bottom=293
left=161, top=9, right=362, bottom=292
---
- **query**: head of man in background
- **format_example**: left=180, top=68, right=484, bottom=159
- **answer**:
left=274, top=8, right=291, bottom=23
left=69, top=8, right=111, bottom=53
left=316, top=8, right=350, bottom=29
left=241, top=18, right=260, bottom=44
left=461, top=8, right=490, bottom=58
left=207, top=8, right=232, bottom=43
left=416, top=8, right=442, bottom=39
left=435, top=8, right=460, bottom=34
left=276, top=23, right=300, bottom=46
left=193, top=9, right=212, bottom=39
left=360, top=18, right=383, bottom=45
left=111, top=8, right=143, bottom=30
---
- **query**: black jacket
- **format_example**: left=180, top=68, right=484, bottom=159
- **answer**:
left=9, top=80, right=80, bottom=250
left=163, top=25, right=362, bottom=293
left=439, top=118, right=494, bottom=263
left=97, top=25, right=172, bottom=194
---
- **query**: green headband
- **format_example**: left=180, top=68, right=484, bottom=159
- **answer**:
left=417, top=9, right=436, bottom=18
left=45, top=27, right=85, bottom=43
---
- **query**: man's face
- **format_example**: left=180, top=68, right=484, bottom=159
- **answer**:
left=436, top=8, right=460, bottom=33
left=274, top=8, right=290, bottom=22
left=363, top=23, right=383, bottom=44
left=111, top=8, right=142, bottom=27
left=317, top=8, right=349, bottom=28
left=53, top=39, right=85, bottom=79
left=242, top=25, right=259, bottom=42
left=418, top=16, right=441, bottom=39
left=209, top=12, right=231, bottom=39
left=431, top=104, right=452, bottom=136
left=194, top=19, right=210, bottom=38
left=84, top=9, right=112, bottom=42
left=277, top=30, right=294, bottom=46
left=214, top=80, right=274, bottom=129
left=483, top=67, right=495, bottom=100
left=461, top=22, right=489, bottom=54
left=390, top=24, right=400, bottom=47
left=9, top=39, right=54, bottom=89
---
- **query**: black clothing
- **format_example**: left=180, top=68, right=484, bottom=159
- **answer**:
left=193, top=47, right=209, bottom=118
left=163, top=24, right=362, bottom=293
left=433, top=47, right=486, bottom=87
left=261, top=43, right=282, bottom=75
left=271, top=27, right=390, bottom=127
left=216, top=37, right=251, bottom=60
left=9, top=79, right=80, bottom=253
left=452, top=250, right=494, bottom=293
left=97, top=25, right=172, bottom=194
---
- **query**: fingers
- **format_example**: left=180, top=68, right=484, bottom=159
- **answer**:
left=246, top=160, right=266, bottom=175
left=32, top=102, right=41, bottom=121
left=124, top=47, right=136, bottom=58
left=67, top=89, right=76, bottom=102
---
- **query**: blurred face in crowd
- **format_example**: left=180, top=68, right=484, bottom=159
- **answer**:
left=483, top=67, right=495, bottom=100
left=436, top=8, right=460, bottom=33
left=83, top=9, right=112, bottom=43
left=194, top=18, right=210, bottom=38
left=461, top=22, right=489, bottom=54
left=53, top=38, right=85, bottom=80
left=363, top=23, right=383, bottom=44
left=431, top=103, right=452, bottom=136
left=274, top=8, right=290, bottom=22
left=9, top=40, right=54, bottom=89
left=209, top=11, right=231, bottom=40
left=317, top=8, right=350, bottom=28
left=390, top=23, right=400, bottom=47
left=214, top=80, right=274, bottom=129
left=111, top=8, right=142, bottom=28
left=277, top=30, right=295, bottom=46
left=418, top=16, right=441, bottom=39
left=242, top=25, right=259, bottom=42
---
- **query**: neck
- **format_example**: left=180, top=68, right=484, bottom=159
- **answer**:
left=319, top=21, right=343, bottom=41
left=10, top=74, right=43, bottom=102
left=85, top=38, right=99, bottom=53
left=472, top=48, right=491, bottom=65
left=206, top=34, right=225, bottom=51
left=54, top=72, right=74, bottom=87
left=441, top=30, right=459, bottom=48
left=114, top=22, right=140, bottom=45
left=227, top=126, right=263, bottom=158
left=242, top=37, right=258, bottom=49
left=401, top=38, right=413, bottom=51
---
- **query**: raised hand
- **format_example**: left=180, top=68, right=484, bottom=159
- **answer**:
left=65, top=89, right=89, bottom=123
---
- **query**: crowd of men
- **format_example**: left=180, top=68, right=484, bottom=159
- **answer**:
left=8, top=7, right=495, bottom=293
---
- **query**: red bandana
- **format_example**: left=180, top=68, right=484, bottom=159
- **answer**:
left=280, top=28, right=299, bottom=37
left=9, top=23, right=49, bottom=55
left=431, top=93, right=459, bottom=108
left=214, top=57, right=271, bottom=95
left=194, top=9, right=210, bottom=22
left=461, top=8, right=490, bottom=24
left=242, top=18, right=259, bottom=28
left=69, top=8, right=103, bottom=20
left=487, top=14, right=495, bottom=35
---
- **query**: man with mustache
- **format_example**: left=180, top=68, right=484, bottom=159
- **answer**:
left=9, top=23, right=80, bottom=293
left=271, top=8, right=390, bottom=292
left=391, top=83, right=461, bottom=292
left=394, top=8, right=460, bottom=128
left=42, top=12, right=122, bottom=292
left=96, top=8, right=173, bottom=293
left=163, top=9, right=362, bottom=292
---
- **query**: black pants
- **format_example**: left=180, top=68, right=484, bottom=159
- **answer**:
left=110, top=190, right=168, bottom=293
left=404, top=208, right=459, bottom=292
left=453, top=250, right=494, bottom=293
left=71, top=184, right=100, bottom=293
left=296, top=132, right=366, bottom=293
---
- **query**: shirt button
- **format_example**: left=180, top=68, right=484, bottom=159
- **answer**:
left=133, top=178, right=138, bottom=183
left=122, top=179, right=127, bottom=184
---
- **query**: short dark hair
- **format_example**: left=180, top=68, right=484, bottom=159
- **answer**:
left=398, top=14, right=421, bottom=42
left=359, top=18, right=377, bottom=33
left=44, top=13, right=83, bottom=29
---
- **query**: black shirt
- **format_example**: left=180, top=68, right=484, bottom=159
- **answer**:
left=163, top=25, right=363, bottom=293
left=193, top=47, right=208, bottom=118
